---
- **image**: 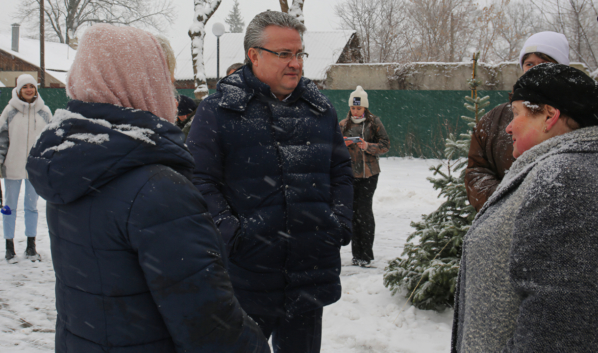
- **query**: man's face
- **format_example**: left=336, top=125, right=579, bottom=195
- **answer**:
left=248, top=26, right=303, bottom=100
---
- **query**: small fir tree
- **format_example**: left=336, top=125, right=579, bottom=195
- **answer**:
left=225, top=0, right=245, bottom=33
left=383, top=53, right=490, bottom=311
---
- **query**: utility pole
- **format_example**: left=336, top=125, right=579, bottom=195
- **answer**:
left=40, top=0, right=45, bottom=88
left=449, top=14, right=455, bottom=62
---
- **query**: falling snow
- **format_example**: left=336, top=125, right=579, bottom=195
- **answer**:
left=0, top=158, right=452, bottom=352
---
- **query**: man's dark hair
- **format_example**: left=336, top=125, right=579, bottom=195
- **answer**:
left=226, top=63, right=244, bottom=76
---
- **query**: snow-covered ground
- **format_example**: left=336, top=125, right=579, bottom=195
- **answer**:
left=0, top=157, right=452, bottom=353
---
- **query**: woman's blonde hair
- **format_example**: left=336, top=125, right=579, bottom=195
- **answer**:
left=154, top=34, right=176, bottom=83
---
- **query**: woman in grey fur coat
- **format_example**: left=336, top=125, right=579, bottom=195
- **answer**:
left=451, top=63, right=598, bottom=352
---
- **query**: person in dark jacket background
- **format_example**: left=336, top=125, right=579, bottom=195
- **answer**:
left=226, top=62, right=244, bottom=76
left=26, top=24, right=268, bottom=353
left=186, top=11, right=353, bottom=353
left=339, top=86, right=389, bottom=267
left=176, top=94, right=197, bottom=130
left=464, top=31, right=570, bottom=211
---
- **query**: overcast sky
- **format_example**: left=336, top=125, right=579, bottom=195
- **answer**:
left=165, top=0, right=346, bottom=61
left=0, top=0, right=491, bottom=61
left=0, top=0, right=347, bottom=67
left=0, top=0, right=346, bottom=36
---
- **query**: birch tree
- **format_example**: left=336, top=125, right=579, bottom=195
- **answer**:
left=189, top=0, right=222, bottom=99
left=280, top=0, right=305, bottom=24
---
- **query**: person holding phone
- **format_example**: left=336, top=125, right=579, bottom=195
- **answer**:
left=339, top=86, right=390, bottom=267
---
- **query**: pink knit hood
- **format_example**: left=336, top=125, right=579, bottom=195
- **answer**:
left=67, top=24, right=176, bottom=123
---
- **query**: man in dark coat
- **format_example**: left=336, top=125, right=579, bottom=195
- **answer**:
left=186, top=11, right=353, bottom=353
left=26, top=102, right=269, bottom=353
left=176, top=94, right=198, bottom=138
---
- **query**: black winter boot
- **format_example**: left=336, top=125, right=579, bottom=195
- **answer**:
left=5, top=239, right=17, bottom=264
left=25, top=237, right=41, bottom=262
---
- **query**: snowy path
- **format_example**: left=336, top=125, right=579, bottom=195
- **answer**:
left=321, top=158, right=452, bottom=353
left=0, top=157, right=453, bottom=352
left=0, top=185, right=55, bottom=353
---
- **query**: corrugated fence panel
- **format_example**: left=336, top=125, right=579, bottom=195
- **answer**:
left=0, top=88, right=510, bottom=158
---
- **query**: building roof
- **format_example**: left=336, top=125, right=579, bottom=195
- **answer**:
left=175, top=30, right=356, bottom=81
left=0, top=32, right=76, bottom=83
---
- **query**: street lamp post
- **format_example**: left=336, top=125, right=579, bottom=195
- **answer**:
left=212, top=23, right=225, bottom=81
left=40, top=0, right=45, bottom=87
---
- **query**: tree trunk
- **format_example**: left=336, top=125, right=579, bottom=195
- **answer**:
left=280, top=0, right=305, bottom=24
left=289, top=0, right=305, bottom=23
left=189, top=0, right=222, bottom=100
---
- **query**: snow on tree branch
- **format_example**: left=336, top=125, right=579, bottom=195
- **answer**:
left=188, top=0, right=222, bottom=99
left=289, top=0, right=305, bottom=24
left=280, top=0, right=305, bottom=24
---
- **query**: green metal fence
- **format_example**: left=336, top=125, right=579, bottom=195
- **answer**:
left=0, top=88, right=510, bottom=158
left=323, top=90, right=510, bottom=158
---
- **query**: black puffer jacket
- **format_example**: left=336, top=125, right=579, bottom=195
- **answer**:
left=187, top=66, right=354, bottom=317
left=26, top=101, right=269, bottom=353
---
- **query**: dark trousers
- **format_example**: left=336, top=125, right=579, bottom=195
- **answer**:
left=352, top=173, right=379, bottom=261
left=250, top=308, right=323, bottom=353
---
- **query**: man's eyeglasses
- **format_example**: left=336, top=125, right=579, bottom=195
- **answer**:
left=253, top=47, right=309, bottom=62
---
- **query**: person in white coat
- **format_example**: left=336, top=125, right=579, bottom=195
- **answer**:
left=0, top=74, right=51, bottom=263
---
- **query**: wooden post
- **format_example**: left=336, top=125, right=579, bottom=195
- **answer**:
left=40, top=0, right=45, bottom=88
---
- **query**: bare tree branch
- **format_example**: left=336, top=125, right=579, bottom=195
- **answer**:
left=528, top=0, right=598, bottom=70
left=17, top=0, right=175, bottom=45
left=334, top=0, right=598, bottom=70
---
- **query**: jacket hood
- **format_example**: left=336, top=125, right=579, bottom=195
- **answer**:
left=216, top=65, right=332, bottom=114
left=26, top=100, right=195, bottom=204
left=10, top=87, right=46, bottom=114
